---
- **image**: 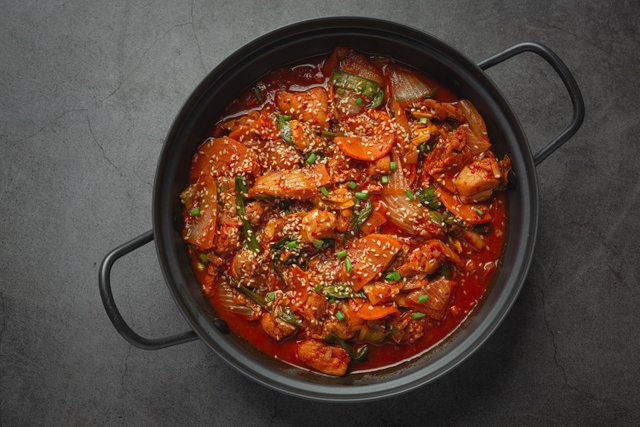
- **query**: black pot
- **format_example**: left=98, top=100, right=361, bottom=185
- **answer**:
left=99, top=17, right=584, bottom=402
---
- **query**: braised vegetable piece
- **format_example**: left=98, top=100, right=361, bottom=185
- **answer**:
left=297, top=339, right=350, bottom=376
left=180, top=175, right=218, bottom=249
left=190, top=137, right=256, bottom=180
left=249, top=163, right=331, bottom=199
left=181, top=47, right=510, bottom=376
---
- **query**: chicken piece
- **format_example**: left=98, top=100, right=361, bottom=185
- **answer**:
left=362, top=282, right=402, bottom=305
left=276, top=87, right=328, bottom=128
left=424, top=126, right=472, bottom=177
left=212, top=178, right=241, bottom=256
left=260, top=312, right=296, bottom=342
left=454, top=153, right=507, bottom=203
left=230, top=248, right=258, bottom=282
left=289, top=120, right=327, bottom=153
left=297, top=339, right=350, bottom=376
left=326, top=146, right=361, bottom=184
left=321, top=302, right=362, bottom=340
left=413, top=98, right=466, bottom=122
left=397, top=239, right=465, bottom=277
left=244, top=201, right=266, bottom=226
left=253, top=138, right=303, bottom=173
left=299, top=292, right=327, bottom=337
left=300, top=209, right=337, bottom=242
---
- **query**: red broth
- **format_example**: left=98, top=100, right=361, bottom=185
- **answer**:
left=185, top=50, right=508, bottom=374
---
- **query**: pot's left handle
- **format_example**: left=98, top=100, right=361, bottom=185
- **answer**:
left=99, top=230, right=199, bottom=350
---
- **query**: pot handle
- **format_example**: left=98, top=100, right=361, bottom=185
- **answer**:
left=99, top=230, right=199, bottom=350
left=477, top=42, right=585, bottom=165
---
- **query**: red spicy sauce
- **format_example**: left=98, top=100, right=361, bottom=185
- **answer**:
left=189, top=54, right=508, bottom=373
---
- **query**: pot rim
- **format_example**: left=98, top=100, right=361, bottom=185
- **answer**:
left=152, top=16, right=539, bottom=402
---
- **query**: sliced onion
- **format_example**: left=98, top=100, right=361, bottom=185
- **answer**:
left=337, top=48, right=384, bottom=85
left=459, top=100, right=491, bottom=155
left=388, top=66, right=432, bottom=108
left=407, top=278, right=455, bottom=321
left=215, top=281, right=259, bottom=320
left=382, top=152, right=430, bottom=235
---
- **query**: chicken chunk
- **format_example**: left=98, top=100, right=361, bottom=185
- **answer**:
left=300, top=209, right=337, bottom=242
left=454, top=153, right=506, bottom=203
left=397, top=239, right=465, bottom=277
left=297, top=339, right=350, bottom=376
left=260, top=312, right=296, bottom=342
left=276, top=87, right=328, bottom=127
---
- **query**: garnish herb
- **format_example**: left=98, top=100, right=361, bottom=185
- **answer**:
left=385, top=271, right=401, bottom=282
left=325, top=333, right=369, bottom=361
left=234, top=175, right=262, bottom=253
left=344, top=257, right=353, bottom=273
left=350, top=199, right=373, bottom=236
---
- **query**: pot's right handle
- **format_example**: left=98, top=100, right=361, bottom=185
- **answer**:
left=99, top=230, right=199, bottom=350
left=477, top=42, right=585, bottom=165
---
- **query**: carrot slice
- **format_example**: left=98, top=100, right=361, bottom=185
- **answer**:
left=190, top=136, right=256, bottom=180
left=345, top=234, right=402, bottom=291
left=334, top=133, right=394, bottom=161
left=436, top=186, right=492, bottom=225
left=288, top=265, right=310, bottom=304
left=359, top=210, right=387, bottom=235
left=355, top=303, right=399, bottom=321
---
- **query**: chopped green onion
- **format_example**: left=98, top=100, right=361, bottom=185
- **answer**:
left=336, top=249, right=348, bottom=259
left=473, top=207, right=485, bottom=216
left=266, top=291, right=276, bottom=301
left=198, top=253, right=209, bottom=264
left=321, top=130, right=343, bottom=138
left=189, top=207, right=201, bottom=216
left=385, top=271, right=401, bottom=282
left=418, top=295, right=429, bottom=304
left=286, top=240, right=299, bottom=250
left=405, top=190, right=415, bottom=200
left=424, top=87, right=438, bottom=99
left=381, top=176, right=389, bottom=184
left=314, top=284, right=324, bottom=292
left=416, top=186, right=442, bottom=210
left=253, top=86, right=263, bottom=103
left=335, top=311, right=345, bottom=321
left=440, top=263, right=452, bottom=279
left=197, top=262, right=206, bottom=271
left=355, top=98, right=363, bottom=106
left=344, top=257, right=352, bottom=273
left=390, top=161, right=397, bottom=171
left=306, top=152, right=317, bottom=165
left=411, top=312, right=426, bottom=319
left=281, top=114, right=291, bottom=121
left=419, top=117, right=428, bottom=124
left=313, top=239, right=324, bottom=250
left=324, top=333, right=369, bottom=361
left=347, top=181, right=358, bottom=190
left=319, top=186, right=330, bottom=197
left=354, top=191, right=369, bottom=200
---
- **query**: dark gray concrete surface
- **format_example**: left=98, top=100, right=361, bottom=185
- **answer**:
left=1, top=0, right=639, bottom=425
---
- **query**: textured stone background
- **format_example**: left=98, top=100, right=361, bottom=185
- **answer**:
left=1, top=0, right=639, bottom=425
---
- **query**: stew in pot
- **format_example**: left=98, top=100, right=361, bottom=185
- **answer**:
left=180, top=47, right=510, bottom=376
